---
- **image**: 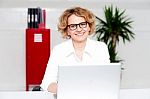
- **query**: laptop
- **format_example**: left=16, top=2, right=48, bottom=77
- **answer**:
left=57, top=63, right=121, bottom=99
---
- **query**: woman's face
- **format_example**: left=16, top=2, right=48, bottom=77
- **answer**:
left=67, top=14, right=90, bottom=43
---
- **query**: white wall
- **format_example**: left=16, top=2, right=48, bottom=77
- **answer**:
left=0, top=0, right=150, bottom=90
left=117, top=9, right=150, bottom=88
left=0, top=8, right=26, bottom=90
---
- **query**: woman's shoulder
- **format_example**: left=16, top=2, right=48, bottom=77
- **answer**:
left=88, top=38, right=107, bottom=47
left=54, top=39, right=71, bottom=48
left=52, top=39, right=72, bottom=53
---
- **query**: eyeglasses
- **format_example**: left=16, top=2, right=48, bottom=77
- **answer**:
left=67, top=22, right=88, bottom=31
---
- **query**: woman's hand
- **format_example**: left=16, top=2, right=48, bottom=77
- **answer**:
left=47, top=82, right=57, bottom=93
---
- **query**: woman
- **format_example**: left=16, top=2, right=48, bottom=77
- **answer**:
left=41, top=6, right=110, bottom=93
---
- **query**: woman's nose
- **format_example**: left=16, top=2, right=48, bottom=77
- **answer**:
left=76, top=25, right=82, bottom=31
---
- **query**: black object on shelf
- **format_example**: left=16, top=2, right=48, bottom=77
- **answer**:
left=27, top=7, right=45, bottom=29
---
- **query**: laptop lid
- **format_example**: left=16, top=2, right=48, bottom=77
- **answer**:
left=57, top=63, right=121, bottom=99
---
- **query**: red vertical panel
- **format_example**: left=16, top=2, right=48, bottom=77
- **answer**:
left=26, top=28, right=50, bottom=90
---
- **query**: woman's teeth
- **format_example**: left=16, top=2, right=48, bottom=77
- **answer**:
left=75, top=33, right=83, bottom=36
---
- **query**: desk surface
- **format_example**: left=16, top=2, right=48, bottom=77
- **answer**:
left=1, top=89, right=150, bottom=99
left=0, top=91, right=54, bottom=99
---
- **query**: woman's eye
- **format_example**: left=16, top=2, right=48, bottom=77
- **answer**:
left=80, top=22, right=87, bottom=27
left=70, top=25, right=76, bottom=28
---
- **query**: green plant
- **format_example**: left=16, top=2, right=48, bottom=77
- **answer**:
left=95, top=5, right=135, bottom=62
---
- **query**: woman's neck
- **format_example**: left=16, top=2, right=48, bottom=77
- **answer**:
left=72, top=39, right=87, bottom=60
left=72, top=39, right=87, bottom=50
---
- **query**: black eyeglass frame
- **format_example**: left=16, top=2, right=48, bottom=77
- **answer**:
left=67, top=21, right=89, bottom=31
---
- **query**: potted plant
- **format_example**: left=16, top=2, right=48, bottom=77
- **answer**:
left=95, top=5, right=135, bottom=63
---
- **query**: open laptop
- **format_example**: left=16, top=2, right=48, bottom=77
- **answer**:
left=57, top=63, right=121, bottom=99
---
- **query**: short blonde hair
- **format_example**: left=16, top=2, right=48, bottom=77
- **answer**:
left=58, top=6, right=96, bottom=39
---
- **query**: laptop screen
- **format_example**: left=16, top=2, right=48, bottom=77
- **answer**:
left=57, top=63, right=121, bottom=99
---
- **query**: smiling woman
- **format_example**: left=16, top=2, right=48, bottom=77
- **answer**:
left=57, top=6, right=95, bottom=39
left=40, top=6, right=110, bottom=93
left=67, top=14, right=90, bottom=45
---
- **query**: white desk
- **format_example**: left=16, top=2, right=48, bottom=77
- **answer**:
left=1, top=89, right=150, bottom=99
left=0, top=91, right=54, bottom=99
left=120, top=89, right=150, bottom=99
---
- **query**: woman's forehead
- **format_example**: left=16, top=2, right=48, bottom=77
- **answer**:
left=67, top=14, right=85, bottom=24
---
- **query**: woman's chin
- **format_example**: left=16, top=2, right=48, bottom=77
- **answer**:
left=73, top=37, right=87, bottom=43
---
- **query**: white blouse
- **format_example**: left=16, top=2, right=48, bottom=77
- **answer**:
left=40, top=38, right=110, bottom=91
